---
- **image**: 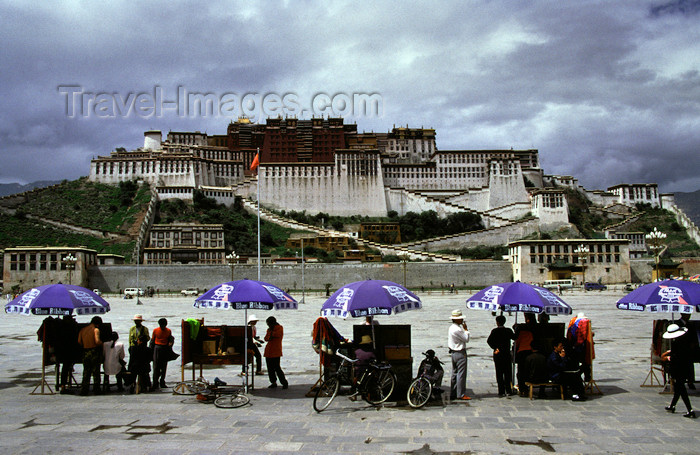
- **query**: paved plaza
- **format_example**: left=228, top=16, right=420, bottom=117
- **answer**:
left=1, top=288, right=699, bottom=454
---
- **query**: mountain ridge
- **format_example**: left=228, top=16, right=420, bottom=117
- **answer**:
left=0, top=180, right=64, bottom=197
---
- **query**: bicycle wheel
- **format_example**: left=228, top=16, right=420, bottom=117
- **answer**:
left=407, top=377, right=432, bottom=408
left=214, top=394, right=250, bottom=408
left=364, top=370, right=396, bottom=405
left=173, top=380, right=208, bottom=395
left=313, top=376, right=340, bottom=412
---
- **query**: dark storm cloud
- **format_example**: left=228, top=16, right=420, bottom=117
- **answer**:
left=650, top=0, right=700, bottom=16
left=1, top=1, right=699, bottom=194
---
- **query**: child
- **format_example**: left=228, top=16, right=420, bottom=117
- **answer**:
left=128, top=333, right=152, bottom=393
left=417, top=349, right=444, bottom=392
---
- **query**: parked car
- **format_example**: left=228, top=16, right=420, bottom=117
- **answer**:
left=584, top=282, right=607, bottom=291
left=181, top=288, right=200, bottom=296
left=124, top=288, right=145, bottom=298
left=624, top=283, right=635, bottom=291
left=92, top=289, right=102, bottom=296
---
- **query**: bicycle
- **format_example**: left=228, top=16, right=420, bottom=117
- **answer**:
left=407, top=350, right=444, bottom=409
left=173, top=377, right=250, bottom=409
left=313, top=351, right=397, bottom=413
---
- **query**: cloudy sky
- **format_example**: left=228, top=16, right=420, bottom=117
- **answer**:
left=1, top=0, right=699, bottom=193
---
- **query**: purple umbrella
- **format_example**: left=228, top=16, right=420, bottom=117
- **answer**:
left=320, top=280, right=422, bottom=318
left=466, top=281, right=572, bottom=315
left=616, top=279, right=700, bottom=314
left=4, top=284, right=111, bottom=316
left=194, top=279, right=297, bottom=392
left=194, top=279, right=297, bottom=310
left=4, top=284, right=111, bottom=395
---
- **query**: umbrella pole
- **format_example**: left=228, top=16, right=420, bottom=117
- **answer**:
left=512, top=312, right=518, bottom=395
left=244, top=308, right=249, bottom=394
left=371, top=316, right=376, bottom=350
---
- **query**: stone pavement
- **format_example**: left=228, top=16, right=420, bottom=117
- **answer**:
left=1, top=289, right=699, bottom=454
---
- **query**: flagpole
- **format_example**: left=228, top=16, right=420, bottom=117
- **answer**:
left=256, top=147, right=261, bottom=281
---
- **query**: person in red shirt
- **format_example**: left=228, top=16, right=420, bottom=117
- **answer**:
left=264, top=316, right=288, bottom=389
left=151, top=318, right=173, bottom=390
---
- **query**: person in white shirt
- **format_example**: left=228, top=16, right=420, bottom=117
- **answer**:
left=448, top=309, right=471, bottom=400
left=103, top=331, right=126, bottom=393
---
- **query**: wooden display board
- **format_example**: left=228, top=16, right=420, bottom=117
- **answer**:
left=180, top=319, right=255, bottom=389
left=352, top=324, right=413, bottom=397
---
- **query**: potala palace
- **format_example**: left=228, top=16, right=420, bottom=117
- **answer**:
left=88, top=116, right=665, bottom=236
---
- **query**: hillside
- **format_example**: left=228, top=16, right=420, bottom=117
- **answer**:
left=0, top=178, right=151, bottom=261
left=18, top=178, right=151, bottom=233
left=156, top=191, right=302, bottom=256
left=0, top=180, right=63, bottom=197
left=624, top=207, right=700, bottom=257
left=1, top=178, right=698, bottom=263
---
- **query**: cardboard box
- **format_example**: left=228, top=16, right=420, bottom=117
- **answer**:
left=202, top=340, right=217, bottom=355
left=384, top=345, right=411, bottom=360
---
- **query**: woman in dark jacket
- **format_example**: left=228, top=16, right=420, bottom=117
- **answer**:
left=662, top=323, right=696, bottom=418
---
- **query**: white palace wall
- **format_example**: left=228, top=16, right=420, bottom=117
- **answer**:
left=487, top=161, right=530, bottom=209
left=446, top=189, right=490, bottom=212
left=259, top=156, right=388, bottom=217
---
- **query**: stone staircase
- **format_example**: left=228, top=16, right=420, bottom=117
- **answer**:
left=240, top=198, right=461, bottom=262
left=402, top=188, right=513, bottom=228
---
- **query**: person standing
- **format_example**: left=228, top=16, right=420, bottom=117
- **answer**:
left=77, top=316, right=103, bottom=395
left=102, top=331, right=125, bottom=393
left=242, top=314, right=263, bottom=376
left=487, top=315, right=515, bottom=397
left=128, top=333, right=152, bottom=393
left=151, top=318, right=172, bottom=390
left=448, top=309, right=470, bottom=400
left=56, top=314, right=80, bottom=394
left=514, top=312, right=538, bottom=396
left=264, top=316, right=288, bottom=389
left=129, top=314, right=149, bottom=351
left=662, top=323, right=697, bottom=418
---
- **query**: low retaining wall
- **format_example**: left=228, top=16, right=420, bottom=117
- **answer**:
left=88, top=261, right=513, bottom=293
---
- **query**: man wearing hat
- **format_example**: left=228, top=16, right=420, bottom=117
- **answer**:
left=448, top=309, right=471, bottom=400
left=129, top=315, right=150, bottom=351
left=662, top=323, right=697, bottom=418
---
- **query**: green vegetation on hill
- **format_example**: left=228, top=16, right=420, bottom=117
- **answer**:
left=277, top=209, right=484, bottom=243
left=0, top=212, right=135, bottom=258
left=0, top=178, right=149, bottom=261
left=626, top=205, right=700, bottom=257
left=20, top=178, right=151, bottom=233
left=157, top=191, right=301, bottom=255
left=565, top=188, right=607, bottom=238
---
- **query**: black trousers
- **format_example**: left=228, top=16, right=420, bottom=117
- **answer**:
left=555, top=371, right=585, bottom=397
left=515, top=350, right=532, bottom=392
left=493, top=354, right=513, bottom=395
left=265, top=357, right=287, bottom=386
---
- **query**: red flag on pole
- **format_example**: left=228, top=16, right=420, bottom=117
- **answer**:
left=250, top=153, right=260, bottom=171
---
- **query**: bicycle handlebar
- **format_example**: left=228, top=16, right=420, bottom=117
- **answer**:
left=335, top=351, right=358, bottom=363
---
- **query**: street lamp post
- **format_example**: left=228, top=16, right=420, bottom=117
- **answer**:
left=401, top=254, right=409, bottom=287
left=63, top=254, right=77, bottom=286
left=646, top=227, right=667, bottom=282
left=226, top=252, right=239, bottom=282
left=574, top=244, right=589, bottom=290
